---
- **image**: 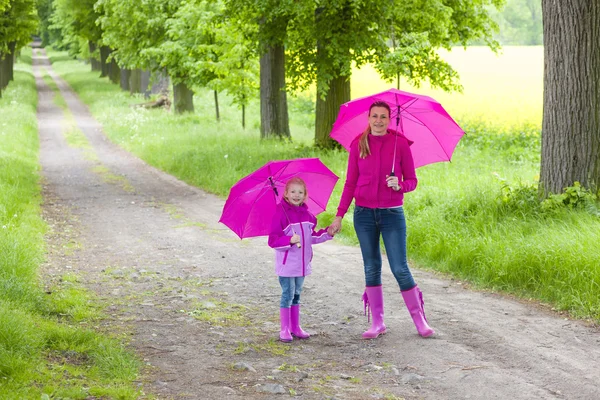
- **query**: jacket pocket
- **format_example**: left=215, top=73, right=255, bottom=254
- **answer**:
left=355, top=176, right=371, bottom=202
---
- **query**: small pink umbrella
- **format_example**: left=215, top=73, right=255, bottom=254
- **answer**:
left=219, top=158, right=339, bottom=239
left=330, top=88, right=465, bottom=168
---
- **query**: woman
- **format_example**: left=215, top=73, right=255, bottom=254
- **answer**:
left=328, top=101, right=434, bottom=339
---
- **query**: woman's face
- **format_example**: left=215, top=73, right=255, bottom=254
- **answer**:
left=369, top=106, right=390, bottom=135
left=285, top=183, right=306, bottom=206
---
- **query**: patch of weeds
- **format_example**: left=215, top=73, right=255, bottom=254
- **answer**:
left=233, top=338, right=290, bottom=356
left=61, top=238, right=82, bottom=256
left=159, top=202, right=185, bottom=219
left=318, top=375, right=333, bottom=385
left=310, top=384, right=334, bottom=396
left=183, top=279, right=214, bottom=289
left=252, top=338, right=290, bottom=356
left=278, top=363, right=299, bottom=372
left=186, top=299, right=251, bottom=327
left=92, top=165, right=135, bottom=193
left=45, top=273, right=103, bottom=322
left=384, top=394, right=406, bottom=400
left=349, top=377, right=361, bottom=384
left=42, top=72, right=67, bottom=109
left=174, top=221, right=207, bottom=229
left=233, top=342, right=252, bottom=355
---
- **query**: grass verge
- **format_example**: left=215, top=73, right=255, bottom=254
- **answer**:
left=0, top=48, right=144, bottom=399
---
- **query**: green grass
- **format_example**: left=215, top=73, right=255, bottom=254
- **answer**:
left=0, top=48, right=143, bottom=399
left=46, top=46, right=600, bottom=322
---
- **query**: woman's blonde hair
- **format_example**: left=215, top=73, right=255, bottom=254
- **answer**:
left=359, top=101, right=391, bottom=158
left=284, top=177, right=308, bottom=204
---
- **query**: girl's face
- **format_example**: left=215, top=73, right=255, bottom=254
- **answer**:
left=285, top=183, right=306, bottom=206
left=369, top=106, right=390, bottom=136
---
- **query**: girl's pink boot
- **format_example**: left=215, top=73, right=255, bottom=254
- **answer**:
left=290, top=305, right=310, bottom=339
left=279, top=308, right=293, bottom=342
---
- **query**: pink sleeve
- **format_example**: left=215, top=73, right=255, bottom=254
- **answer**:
left=268, top=206, right=292, bottom=249
left=399, top=139, right=417, bottom=193
left=336, top=141, right=360, bottom=217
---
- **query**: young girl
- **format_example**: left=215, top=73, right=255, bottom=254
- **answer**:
left=268, top=177, right=333, bottom=342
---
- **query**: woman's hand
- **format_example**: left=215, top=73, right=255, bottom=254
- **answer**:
left=328, top=216, right=343, bottom=235
left=386, top=175, right=401, bottom=191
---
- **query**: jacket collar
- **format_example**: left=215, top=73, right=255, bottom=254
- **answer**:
left=280, top=199, right=308, bottom=212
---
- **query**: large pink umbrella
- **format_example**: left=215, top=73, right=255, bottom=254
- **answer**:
left=219, top=158, right=339, bottom=239
left=330, top=88, right=465, bottom=168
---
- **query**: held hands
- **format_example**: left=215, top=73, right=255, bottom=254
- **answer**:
left=327, top=216, right=343, bottom=236
left=386, top=175, right=401, bottom=191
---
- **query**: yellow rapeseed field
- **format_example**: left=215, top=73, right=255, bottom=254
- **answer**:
left=352, top=46, right=544, bottom=127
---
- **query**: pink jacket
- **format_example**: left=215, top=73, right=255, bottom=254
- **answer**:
left=268, top=201, right=332, bottom=277
left=337, top=131, right=418, bottom=217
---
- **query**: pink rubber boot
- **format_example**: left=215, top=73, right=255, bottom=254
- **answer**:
left=401, top=285, right=434, bottom=337
left=362, top=285, right=387, bottom=339
left=290, top=305, right=310, bottom=339
left=279, top=308, right=293, bottom=342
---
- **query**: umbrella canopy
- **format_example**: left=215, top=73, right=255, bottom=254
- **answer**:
left=330, top=88, right=465, bottom=168
left=219, top=158, right=339, bottom=239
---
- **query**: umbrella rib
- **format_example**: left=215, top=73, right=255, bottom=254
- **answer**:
left=399, top=107, right=454, bottom=160
left=240, top=185, right=276, bottom=237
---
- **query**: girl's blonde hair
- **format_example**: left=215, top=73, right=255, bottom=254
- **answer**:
left=284, top=177, right=308, bottom=204
left=358, top=101, right=391, bottom=158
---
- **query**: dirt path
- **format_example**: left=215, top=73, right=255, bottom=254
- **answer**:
left=33, top=49, right=600, bottom=400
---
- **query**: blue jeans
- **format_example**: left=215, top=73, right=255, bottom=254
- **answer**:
left=279, top=276, right=305, bottom=308
left=353, top=206, right=416, bottom=291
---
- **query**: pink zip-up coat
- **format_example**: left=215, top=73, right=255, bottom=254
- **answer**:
left=268, top=200, right=333, bottom=277
left=337, top=130, right=418, bottom=218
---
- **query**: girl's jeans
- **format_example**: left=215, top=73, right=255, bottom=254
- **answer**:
left=353, top=205, right=416, bottom=291
left=279, top=276, right=305, bottom=308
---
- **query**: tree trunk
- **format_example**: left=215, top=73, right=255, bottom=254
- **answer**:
left=109, top=57, right=120, bottom=84
left=259, top=44, right=290, bottom=139
left=173, top=82, right=194, bottom=114
left=88, top=42, right=101, bottom=71
left=0, top=53, right=9, bottom=89
left=540, top=0, right=600, bottom=196
left=315, top=75, right=350, bottom=148
left=99, top=46, right=111, bottom=77
left=0, top=54, right=6, bottom=90
left=150, top=69, right=170, bottom=96
left=214, top=90, right=220, bottom=121
left=7, top=42, right=16, bottom=82
left=140, top=70, right=151, bottom=98
left=120, top=69, right=131, bottom=91
left=129, top=69, right=142, bottom=94
left=242, top=104, right=246, bottom=129
left=0, top=54, right=3, bottom=96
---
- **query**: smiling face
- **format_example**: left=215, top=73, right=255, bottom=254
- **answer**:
left=369, top=106, right=390, bottom=136
left=285, top=183, right=306, bottom=206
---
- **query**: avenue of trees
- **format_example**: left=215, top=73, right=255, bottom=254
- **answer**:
left=1, top=0, right=598, bottom=195
left=0, top=0, right=37, bottom=97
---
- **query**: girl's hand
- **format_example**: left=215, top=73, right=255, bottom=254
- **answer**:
left=328, top=216, right=343, bottom=235
left=290, top=234, right=301, bottom=244
left=386, top=175, right=401, bottom=191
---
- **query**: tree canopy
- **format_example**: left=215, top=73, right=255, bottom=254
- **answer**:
left=39, top=0, right=502, bottom=137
